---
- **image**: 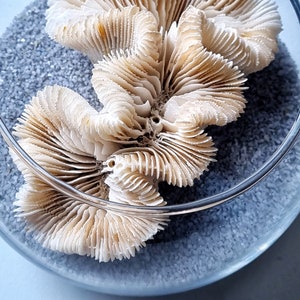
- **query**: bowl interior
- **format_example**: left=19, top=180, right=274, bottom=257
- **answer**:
left=0, top=0, right=300, bottom=296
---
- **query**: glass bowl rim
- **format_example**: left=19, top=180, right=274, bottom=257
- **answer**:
left=0, top=0, right=299, bottom=217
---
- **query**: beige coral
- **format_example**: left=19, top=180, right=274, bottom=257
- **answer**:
left=14, top=85, right=167, bottom=262
left=46, top=0, right=282, bottom=73
left=46, top=5, right=162, bottom=63
left=46, top=0, right=190, bottom=35
left=12, top=0, right=281, bottom=262
left=190, top=0, right=282, bottom=74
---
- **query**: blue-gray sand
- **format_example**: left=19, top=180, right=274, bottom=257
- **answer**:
left=0, top=0, right=299, bottom=296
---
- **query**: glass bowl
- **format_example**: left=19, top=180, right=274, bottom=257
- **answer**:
left=0, top=0, right=299, bottom=296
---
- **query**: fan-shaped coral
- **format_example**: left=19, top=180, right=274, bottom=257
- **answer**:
left=46, top=0, right=282, bottom=73
left=13, top=85, right=167, bottom=262
left=11, top=0, right=281, bottom=262
left=190, top=0, right=282, bottom=74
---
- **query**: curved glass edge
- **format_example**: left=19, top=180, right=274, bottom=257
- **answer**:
left=0, top=0, right=300, bottom=297
left=0, top=0, right=299, bottom=215
left=1, top=188, right=299, bottom=297
left=291, top=0, right=300, bottom=22
left=0, top=111, right=299, bottom=216
left=136, top=204, right=300, bottom=297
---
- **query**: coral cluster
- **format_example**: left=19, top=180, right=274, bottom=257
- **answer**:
left=12, top=0, right=281, bottom=262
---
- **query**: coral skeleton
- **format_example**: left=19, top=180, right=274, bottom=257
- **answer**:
left=12, top=0, right=281, bottom=262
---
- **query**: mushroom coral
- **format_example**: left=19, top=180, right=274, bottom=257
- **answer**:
left=12, top=0, right=281, bottom=262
